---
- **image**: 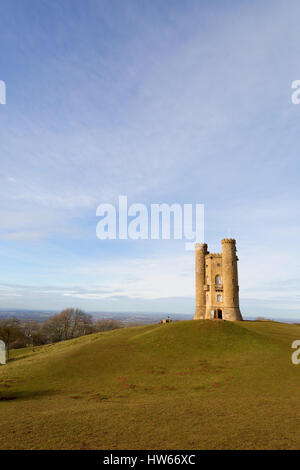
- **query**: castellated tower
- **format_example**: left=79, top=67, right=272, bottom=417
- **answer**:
left=194, top=239, right=243, bottom=321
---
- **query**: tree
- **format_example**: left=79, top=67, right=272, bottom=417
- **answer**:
left=22, top=321, right=45, bottom=351
left=0, top=317, right=23, bottom=360
left=69, top=309, right=94, bottom=338
left=94, top=318, right=123, bottom=332
left=42, top=308, right=94, bottom=343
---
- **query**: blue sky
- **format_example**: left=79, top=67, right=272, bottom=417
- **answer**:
left=0, top=0, right=300, bottom=318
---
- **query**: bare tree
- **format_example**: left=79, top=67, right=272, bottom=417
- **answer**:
left=0, top=317, right=23, bottom=360
left=22, top=321, right=45, bottom=351
left=42, top=308, right=94, bottom=343
left=70, top=309, right=94, bottom=337
left=94, top=318, right=123, bottom=332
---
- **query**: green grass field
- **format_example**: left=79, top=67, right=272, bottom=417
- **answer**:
left=0, top=320, right=299, bottom=449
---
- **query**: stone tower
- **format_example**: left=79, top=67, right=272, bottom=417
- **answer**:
left=194, top=239, right=243, bottom=321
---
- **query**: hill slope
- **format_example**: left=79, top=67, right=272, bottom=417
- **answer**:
left=0, top=320, right=299, bottom=449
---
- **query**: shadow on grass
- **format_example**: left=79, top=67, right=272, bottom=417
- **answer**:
left=0, top=389, right=58, bottom=402
left=7, top=354, right=36, bottom=363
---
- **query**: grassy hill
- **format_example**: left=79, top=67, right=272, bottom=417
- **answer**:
left=0, top=320, right=299, bottom=449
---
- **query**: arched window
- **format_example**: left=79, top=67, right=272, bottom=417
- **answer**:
left=217, top=294, right=222, bottom=302
left=215, top=275, right=222, bottom=285
left=207, top=276, right=209, bottom=285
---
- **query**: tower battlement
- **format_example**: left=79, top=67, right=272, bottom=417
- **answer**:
left=195, top=243, right=208, bottom=250
left=194, top=239, right=243, bottom=321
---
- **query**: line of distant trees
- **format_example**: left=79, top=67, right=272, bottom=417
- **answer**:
left=0, top=308, right=123, bottom=360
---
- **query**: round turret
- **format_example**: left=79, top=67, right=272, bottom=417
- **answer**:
left=221, top=239, right=242, bottom=321
left=194, top=243, right=207, bottom=319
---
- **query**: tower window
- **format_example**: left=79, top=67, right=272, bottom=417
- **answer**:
left=217, top=263, right=221, bottom=267
left=215, top=275, right=222, bottom=285
left=217, top=294, right=222, bottom=302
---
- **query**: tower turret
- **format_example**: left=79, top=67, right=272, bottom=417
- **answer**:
left=221, top=238, right=242, bottom=321
left=194, top=243, right=208, bottom=320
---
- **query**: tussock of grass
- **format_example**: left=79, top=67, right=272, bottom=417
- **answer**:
left=0, top=320, right=299, bottom=449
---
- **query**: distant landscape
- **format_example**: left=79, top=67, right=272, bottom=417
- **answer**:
left=0, top=309, right=299, bottom=325
left=0, top=309, right=192, bottom=325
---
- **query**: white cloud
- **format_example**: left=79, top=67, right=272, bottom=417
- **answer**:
left=0, top=231, right=43, bottom=241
